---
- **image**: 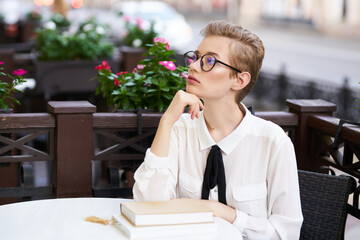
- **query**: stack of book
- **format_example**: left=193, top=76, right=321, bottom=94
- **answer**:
left=112, top=199, right=217, bottom=239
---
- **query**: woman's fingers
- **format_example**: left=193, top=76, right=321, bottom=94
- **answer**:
left=188, top=95, right=205, bottom=119
left=188, top=101, right=200, bottom=119
left=165, top=90, right=204, bottom=122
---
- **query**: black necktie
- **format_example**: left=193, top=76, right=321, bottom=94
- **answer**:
left=201, top=145, right=227, bottom=205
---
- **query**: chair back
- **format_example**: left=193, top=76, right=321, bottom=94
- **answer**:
left=298, top=170, right=354, bottom=240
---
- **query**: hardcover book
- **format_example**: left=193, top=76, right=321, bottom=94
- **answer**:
left=120, top=199, right=214, bottom=226
left=112, top=214, right=217, bottom=240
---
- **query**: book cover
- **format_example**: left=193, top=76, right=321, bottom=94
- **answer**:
left=112, top=214, right=217, bottom=240
left=120, top=199, right=214, bottom=226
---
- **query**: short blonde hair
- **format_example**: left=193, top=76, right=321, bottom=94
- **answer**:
left=201, top=20, right=265, bottom=102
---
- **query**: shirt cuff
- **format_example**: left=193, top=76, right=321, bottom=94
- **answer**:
left=233, top=209, right=248, bottom=233
left=144, top=148, right=171, bottom=169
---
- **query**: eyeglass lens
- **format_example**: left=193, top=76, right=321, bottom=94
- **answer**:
left=184, top=52, right=216, bottom=72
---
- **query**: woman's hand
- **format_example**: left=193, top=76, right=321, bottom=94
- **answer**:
left=162, top=90, right=205, bottom=125
left=198, top=199, right=236, bottom=224
left=174, top=198, right=236, bottom=224
left=150, top=90, right=204, bottom=157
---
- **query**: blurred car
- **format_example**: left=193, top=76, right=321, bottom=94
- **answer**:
left=111, top=0, right=193, bottom=53
left=0, top=0, right=34, bottom=24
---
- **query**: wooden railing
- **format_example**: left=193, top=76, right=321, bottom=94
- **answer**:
left=0, top=99, right=359, bottom=219
left=307, top=115, right=360, bottom=219
left=0, top=113, right=55, bottom=204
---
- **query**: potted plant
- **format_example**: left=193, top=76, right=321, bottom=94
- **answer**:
left=22, top=9, right=42, bottom=42
left=93, top=37, right=187, bottom=112
left=119, top=16, right=158, bottom=72
left=0, top=61, right=27, bottom=112
left=49, top=13, right=70, bottom=30
left=33, top=17, right=117, bottom=98
left=122, top=16, right=158, bottom=49
left=92, top=38, right=187, bottom=196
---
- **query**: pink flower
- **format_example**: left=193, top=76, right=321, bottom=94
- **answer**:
left=181, top=73, right=188, bottom=78
left=114, top=79, right=120, bottom=87
left=13, top=69, right=27, bottom=76
left=95, top=61, right=111, bottom=71
left=137, top=64, right=145, bottom=70
left=116, top=71, right=128, bottom=75
left=159, top=61, right=167, bottom=66
left=154, top=37, right=170, bottom=50
left=124, top=15, right=131, bottom=22
left=159, top=61, right=176, bottom=71
left=136, top=18, right=143, bottom=29
left=0, top=61, right=4, bottom=65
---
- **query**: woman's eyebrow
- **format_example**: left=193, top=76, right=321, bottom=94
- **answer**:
left=207, top=51, right=219, bottom=57
left=195, top=50, right=220, bottom=57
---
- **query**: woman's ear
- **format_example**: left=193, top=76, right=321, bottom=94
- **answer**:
left=232, top=72, right=251, bottom=91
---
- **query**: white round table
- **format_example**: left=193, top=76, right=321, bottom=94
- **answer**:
left=0, top=198, right=243, bottom=240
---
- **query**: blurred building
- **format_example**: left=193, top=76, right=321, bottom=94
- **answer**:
left=3, top=0, right=359, bottom=38
left=236, top=0, right=360, bottom=37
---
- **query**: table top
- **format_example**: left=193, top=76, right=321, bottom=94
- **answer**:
left=0, top=198, right=243, bottom=240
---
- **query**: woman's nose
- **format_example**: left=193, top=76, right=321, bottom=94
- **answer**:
left=189, top=58, right=201, bottom=73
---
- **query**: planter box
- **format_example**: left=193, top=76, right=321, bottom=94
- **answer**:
left=119, top=46, right=145, bottom=72
left=21, top=21, right=40, bottom=42
left=34, top=59, right=119, bottom=99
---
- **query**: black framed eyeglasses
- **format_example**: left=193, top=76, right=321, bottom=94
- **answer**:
left=184, top=51, right=242, bottom=73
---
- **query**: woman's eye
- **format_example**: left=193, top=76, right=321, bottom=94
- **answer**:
left=206, top=58, right=215, bottom=65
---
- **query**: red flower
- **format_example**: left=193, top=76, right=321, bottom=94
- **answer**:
left=0, top=61, right=4, bottom=65
left=13, top=69, right=27, bottom=76
left=95, top=61, right=111, bottom=71
left=116, top=71, right=128, bottom=75
left=114, top=79, right=120, bottom=87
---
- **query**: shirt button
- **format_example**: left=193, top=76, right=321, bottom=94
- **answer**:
left=214, top=189, right=217, bottom=193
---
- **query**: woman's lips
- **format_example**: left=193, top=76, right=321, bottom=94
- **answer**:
left=187, top=75, right=200, bottom=84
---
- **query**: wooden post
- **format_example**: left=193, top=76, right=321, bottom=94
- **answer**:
left=48, top=101, right=96, bottom=198
left=0, top=109, right=18, bottom=205
left=286, top=99, right=336, bottom=171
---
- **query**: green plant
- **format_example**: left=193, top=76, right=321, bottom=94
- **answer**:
left=0, top=61, right=27, bottom=109
left=93, top=38, right=187, bottom=112
left=50, top=13, right=70, bottom=28
left=122, top=16, right=158, bottom=49
left=35, top=18, right=114, bottom=61
left=25, top=10, right=42, bottom=22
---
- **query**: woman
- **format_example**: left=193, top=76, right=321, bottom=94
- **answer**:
left=133, top=20, right=303, bottom=239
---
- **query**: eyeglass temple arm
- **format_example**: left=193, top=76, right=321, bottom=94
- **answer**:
left=217, top=60, right=242, bottom=73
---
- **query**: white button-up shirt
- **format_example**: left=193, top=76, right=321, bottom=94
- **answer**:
left=133, top=106, right=303, bottom=239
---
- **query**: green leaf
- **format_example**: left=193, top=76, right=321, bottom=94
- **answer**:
left=124, top=82, right=136, bottom=86
left=160, top=87, right=169, bottom=92
left=146, top=89, right=158, bottom=93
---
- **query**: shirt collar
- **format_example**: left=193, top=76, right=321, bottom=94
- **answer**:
left=197, top=103, right=253, bottom=155
left=198, top=111, right=216, bottom=151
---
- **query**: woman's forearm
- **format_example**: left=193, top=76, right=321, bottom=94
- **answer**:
left=150, top=116, right=174, bottom=157
left=200, top=199, right=236, bottom=223
left=150, top=90, right=204, bottom=157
